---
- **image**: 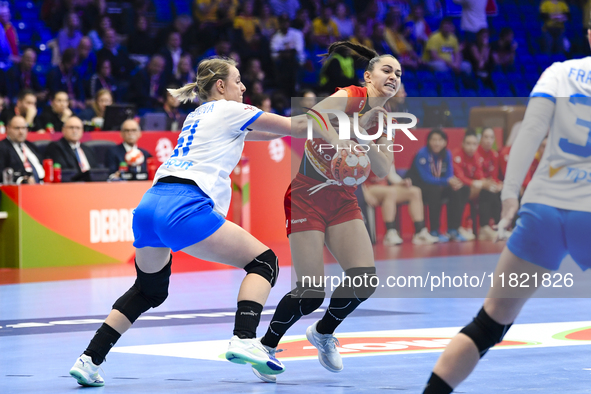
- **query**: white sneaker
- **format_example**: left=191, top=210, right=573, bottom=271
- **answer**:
left=383, top=229, right=403, bottom=246
left=226, top=336, right=285, bottom=376
left=478, top=225, right=497, bottom=241
left=458, top=227, right=476, bottom=241
left=69, top=354, right=104, bottom=387
left=251, top=342, right=283, bottom=383
left=306, top=321, right=343, bottom=372
left=412, top=228, right=439, bottom=244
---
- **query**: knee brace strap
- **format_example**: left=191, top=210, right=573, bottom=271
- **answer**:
left=292, top=281, right=325, bottom=315
left=334, top=266, right=378, bottom=300
left=244, top=249, right=279, bottom=287
left=460, top=307, right=512, bottom=358
left=113, top=255, right=172, bottom=323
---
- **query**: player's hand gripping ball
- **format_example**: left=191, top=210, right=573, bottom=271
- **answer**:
left=331, top=149, right=371, bottom=186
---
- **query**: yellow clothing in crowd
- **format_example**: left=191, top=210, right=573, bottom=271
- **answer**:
left=540, top=0, right=570, bottom=30
left=234, top=16, right=260, bottom=43
left=384, top=28, right=414, bottom=55
left=194, top=0, right=238, bottom=23
left=422, top=31, right=459, bottom=62
left=349, top=36, right=374, bottom=50
left=312, top=17, right=340, bottom=37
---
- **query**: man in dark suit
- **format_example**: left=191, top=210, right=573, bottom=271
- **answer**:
left=5, top=48, right=46, bottom=101
left=44, top=116, right=98, bottom=180
left=104, top=119, right=152, bottom=179
left=46, top=48, right=85, bottom=110
left=0, top=115, right=45, bottom=183
left=96, top=28, right=132, bottom=80
left=159, top=31, right=185, bottom=82
left=129, top=54, right=167, bottom=110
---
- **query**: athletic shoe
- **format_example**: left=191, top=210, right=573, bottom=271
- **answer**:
left=458, top=226, right=476, bottom=241
left=69, top=354, right=104, bottom=387
left=478, top=225, right=497, bottom=241
left=412, top=228, right=439, bottom=244
left=383, top=229, right=404, bottom=245
left=226, top=336, right=285, bottom=376
left=430, top=231, right=449, bottom=243
left=448, top=229, right=468, bottom=242
left=251, top=344, right=283, bottom=383
left=306, top=321, right=343, bottom=372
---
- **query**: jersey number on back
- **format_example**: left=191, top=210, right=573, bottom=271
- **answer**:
left=171, top=120, right=200, bottom=158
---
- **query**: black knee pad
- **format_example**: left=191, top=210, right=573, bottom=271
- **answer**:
left=334, top=267, right=378, bottom=300
left=113, top=255, right=172, bottom=323
left=292, top=281, right=325, bottom=315
left=460, top=307, right=512, bottom=358
left=244, top=249, right=279, bottom=287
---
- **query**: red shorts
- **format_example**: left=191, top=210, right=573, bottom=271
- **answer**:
left=285, top=173, right=364, bottom=236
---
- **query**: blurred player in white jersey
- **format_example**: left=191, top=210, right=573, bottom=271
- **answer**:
left=422, top=25, right=591, bottom=394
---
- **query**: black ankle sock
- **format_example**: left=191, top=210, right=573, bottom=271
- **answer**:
left=414, top=220, right=426, bottom=234
left=83, top=323, right=121, bottom=365
left=385, top=221, right=396, bottom=231
left=233, top=300, right=263, bottom=339
left=423, top=372, right=453, bottom=394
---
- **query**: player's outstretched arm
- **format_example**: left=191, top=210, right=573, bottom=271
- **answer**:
left=501, top=97, right=555, bottom=202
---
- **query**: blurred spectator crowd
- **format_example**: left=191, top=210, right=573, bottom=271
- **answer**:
left=0, top=0, right=587, bottom=133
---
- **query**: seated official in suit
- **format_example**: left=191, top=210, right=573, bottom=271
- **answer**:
left=44, top=116, right=98, bottom=181
left=0, top=115, right=45, bottom=184
left=105, top=119, right=152, bottom=180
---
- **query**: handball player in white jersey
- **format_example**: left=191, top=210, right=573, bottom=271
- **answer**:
left=68, top=57, right=327, bottom=386
left=423, top=27, right=591, bottom=394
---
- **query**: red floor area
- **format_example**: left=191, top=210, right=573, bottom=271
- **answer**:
left=0, top=240, right=506, bottom=285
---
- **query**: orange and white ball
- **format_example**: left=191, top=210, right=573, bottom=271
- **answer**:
left=331, top=149, right=371, bottom=186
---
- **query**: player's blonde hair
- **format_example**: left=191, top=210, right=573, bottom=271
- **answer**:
left=167, top=57, right=237, bottom=103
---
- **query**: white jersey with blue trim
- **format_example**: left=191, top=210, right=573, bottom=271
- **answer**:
left=154, top=99, right=262, bottom=216
left=524, top=57, right=591, bottom=211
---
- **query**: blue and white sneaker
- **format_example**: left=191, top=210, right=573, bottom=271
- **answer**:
left=448, top=229, right=468, bottom=242
left=226, top=336, right=285, bottom=376
left=251, top=343, right=284, bottom=383
left=306, top=321, right=343, bottom=372
left=69, top=354, right=104, bottom=387
left=430, top=231, right=449, bottom=243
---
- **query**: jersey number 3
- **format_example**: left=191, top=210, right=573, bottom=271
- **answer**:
left=171, top=120, right=200, bottom=158
left=559, top=95, right=591, bottom=157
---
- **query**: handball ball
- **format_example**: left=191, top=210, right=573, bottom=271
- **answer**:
left=331, top=149, right=371, bottom=186
left=125, top=148, right=145, bottom=166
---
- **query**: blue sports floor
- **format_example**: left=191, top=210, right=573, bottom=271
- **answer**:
left=2, top=250, right=591, bottom=393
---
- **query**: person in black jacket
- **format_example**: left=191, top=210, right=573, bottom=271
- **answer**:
left=33, top=91, right=72, bottom=132
left=104, top=119, right=151, bottom=178
left=129, top=55, right=167, bottom=110
left=0, top=115, right=45, bottom=183
left=5, top=48, right=46, bottom=101
left=44, top=116, right=98, bottom=179
left=0, top=89, right=38, bottom=130
left=46, top=48, right=86, bottom=110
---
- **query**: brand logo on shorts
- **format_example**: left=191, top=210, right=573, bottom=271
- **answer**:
left=291, top=218, right=308, bottom=224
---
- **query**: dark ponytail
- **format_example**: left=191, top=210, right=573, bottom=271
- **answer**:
left=321, top=40, right=396, bottom=71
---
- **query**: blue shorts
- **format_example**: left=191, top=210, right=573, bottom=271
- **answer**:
left=132, top=182, right=225, bottom=252
left=507, top=203, right=591, bottom=271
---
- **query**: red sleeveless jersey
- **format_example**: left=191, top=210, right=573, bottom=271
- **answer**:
left=304, top=85, right=390, bottom=180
